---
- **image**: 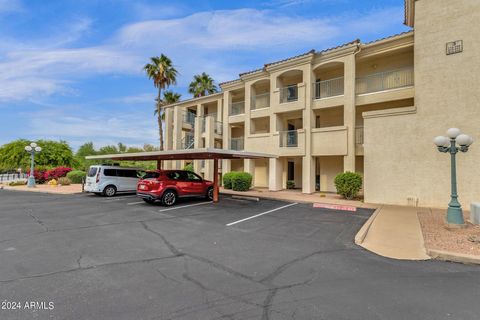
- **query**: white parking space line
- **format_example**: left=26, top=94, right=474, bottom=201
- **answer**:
left=127, top=201, right=145, bottom=205
left=226, top=202, right=298, bottom=226
left=102, top=195, right=137, bottom=202
left=158, top=201, right=212, bottom=212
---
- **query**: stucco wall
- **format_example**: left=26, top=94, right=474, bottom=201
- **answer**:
left=317, top=156, right=343, bottom=192
left=364, top=0, right=480, bottom=207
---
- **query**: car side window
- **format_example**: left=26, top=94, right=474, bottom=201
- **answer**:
left=187, top=172, right=202, bottom=182
left=104, top=169, right=117, bottom=177
left=167, top=172, right=181, bottom=180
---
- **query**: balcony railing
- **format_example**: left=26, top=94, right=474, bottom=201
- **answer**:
left=182, top=133, right=194, bottom=149
left=279, top=84, right=298, bottom=104
left=230, top=101, right=245, bottom=115
left=230, top=137, right=244, bottom=151
left=183, top=111, right=196, bottom=126
left=356, top=67, right=414, bottom=94
left=314, top=77, right=344, bottom=99
left=355, top=126, right=364, bottom=145
left=251, top=92, right=270, bottom=110
left=279, top=130, right=298, bottom=147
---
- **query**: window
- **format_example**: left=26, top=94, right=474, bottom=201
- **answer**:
left=104, top=169, right=117, bottom=177
left=166, top=171, right=182, bottom=180
left=139, top=171, right=160, bottom=179
left=87, top=167, right=98, bottom=177
left=187, top=172, right=202, bottom=181
left=118, top=169, right=138, bottom=178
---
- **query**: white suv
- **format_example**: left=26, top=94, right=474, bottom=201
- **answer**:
left=84, top=165, right=140, bottom=197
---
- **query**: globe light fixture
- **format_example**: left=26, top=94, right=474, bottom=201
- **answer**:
left=434, top=128, right=474, bottom=225
left=25, top=142, right=42, bottom=188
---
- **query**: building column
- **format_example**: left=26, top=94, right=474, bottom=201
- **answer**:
left=302, top=65, right=315, bottom=193
left=222, top=91, right=231, bottom=178
left=204, top=116, right=215, bottom=181
left=269, top=158, right=284, bottom=191
left=172, top=106, right=182, bottom=169
left=164, top=108, right=174, bottom=169
left=343, top=54, right=356, bottom=172
left=193, top=104, right=204, bottom=174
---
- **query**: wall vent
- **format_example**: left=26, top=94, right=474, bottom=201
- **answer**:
left=407, top=196, right=419, bottom=207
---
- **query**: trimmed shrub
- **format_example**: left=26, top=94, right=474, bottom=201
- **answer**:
left=58, top=177, right=71, bottom=186
left=334, top=171, right=362, bottom=200
left=231, top=172, right=252, bottom=192
left=44, top=166, right=72, bottom=180
left=286, top=180, right=295, bottom=189
left=8, top=180, right=26, bottom=186
left=222, top=172, right=236, bottom=189
left=183, top=163, right=194, bottom=172
left=67, top=170, right=86, bottom=184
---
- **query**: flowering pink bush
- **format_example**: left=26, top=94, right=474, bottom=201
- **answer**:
left=27, top=169, right=47, bottom=184
left=44, top=167, right=72, bottom=180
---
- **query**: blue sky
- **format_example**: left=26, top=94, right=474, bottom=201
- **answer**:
left=0, top=0, right=410, bottom=150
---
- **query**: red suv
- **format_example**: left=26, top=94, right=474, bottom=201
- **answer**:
left=136, top=170, right=214, bottom=206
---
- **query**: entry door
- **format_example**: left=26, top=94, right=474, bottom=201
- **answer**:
left=287, top=161, right=294, bottom=181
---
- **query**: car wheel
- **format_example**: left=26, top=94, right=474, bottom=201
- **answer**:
left=161, top=190, right=177, bottom=206
left=206, top=187, right=214, bottom=200
left=103, top=185, right=117, bottom=197
left=143, top=198, right=155, bottom=204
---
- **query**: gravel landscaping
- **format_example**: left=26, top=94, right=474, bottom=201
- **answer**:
left=418, top=209, right=480, bottom=256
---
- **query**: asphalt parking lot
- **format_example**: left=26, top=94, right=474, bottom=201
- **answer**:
left=1, top=190, right=480, bottom=320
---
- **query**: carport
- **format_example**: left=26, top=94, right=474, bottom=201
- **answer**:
left=85, top=148, right=276, bottom=203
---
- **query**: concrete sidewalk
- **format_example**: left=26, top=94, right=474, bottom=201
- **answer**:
left=356, top=205, right=430, bottom=260
left=220, top=188, right=377, bottom=209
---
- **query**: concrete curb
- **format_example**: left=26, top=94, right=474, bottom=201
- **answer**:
left=231, top=195, right=260, bottom=202
left=427, top=249, right=480, bottom=265
left=354, top=205, right=383, bottom=245
left=0, top=186, right=83, bottom=195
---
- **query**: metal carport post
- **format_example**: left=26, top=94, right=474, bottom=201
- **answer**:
left=86, top=148, right=277, bottom=203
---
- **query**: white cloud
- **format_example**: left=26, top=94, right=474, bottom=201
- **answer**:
left=0, top=5, right=405, bottom=103
left=116, top=9, right=338, bottom=50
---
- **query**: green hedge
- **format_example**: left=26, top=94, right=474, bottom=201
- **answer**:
left=222, top=172, right=236, bottom=189
left=231, top=172, right=252, bottom=192
left=183, top=163, right=194, bottom=172
left=67, top=170, right=86, bottom=184
left=334, top=171, right=362, bottom=200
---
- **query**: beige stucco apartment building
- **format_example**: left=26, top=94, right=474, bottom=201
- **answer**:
left=163, top=0, right=480, bottom=208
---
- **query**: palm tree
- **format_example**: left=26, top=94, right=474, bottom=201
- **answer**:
left=188, top=72, right=218, bottom=98
left=155, top=90, right=182, bottom=121
left=144, top=54, right=178, bottom=150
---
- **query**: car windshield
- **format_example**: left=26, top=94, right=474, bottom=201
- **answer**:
left=138, top=171, right=160, bottom=179
left=87, top=167, right=98, bottom=177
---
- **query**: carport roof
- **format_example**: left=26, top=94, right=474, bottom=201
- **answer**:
left=85, top=148, right=277, bottom=161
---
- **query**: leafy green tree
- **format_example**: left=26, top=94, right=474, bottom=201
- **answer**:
left=74, top=142, right=97, bottom=171
left=144, top=54, right=178, bottom=150
left=188, top=72, right=218, bottom=98
left=0, top=139, right=74, bottom=171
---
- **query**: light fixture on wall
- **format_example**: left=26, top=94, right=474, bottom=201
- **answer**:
left=434, top=128, right=474, bottom=225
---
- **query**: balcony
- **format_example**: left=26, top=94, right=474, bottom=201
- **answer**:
left=275, top=129, right=305, bottom=156
left=279, top=130, right=298, bottom=147
left=182, top=133, right=194, bottom=149
left=356, top=67, right=414, bottom=95
left=314, top=77, right=344, bottom=100
left=214, top=121, right=223, bottom=135
left=251, top=92, right=270, bottom=110
left=355, top=126, right=364, bottom=155
left=230, top=101, right=245, bottom=116
left=279, top=85, right=298, bottom=104
left=230, top=137, right=244, bottom=151
left=183, top=111, right=196, bottom=125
